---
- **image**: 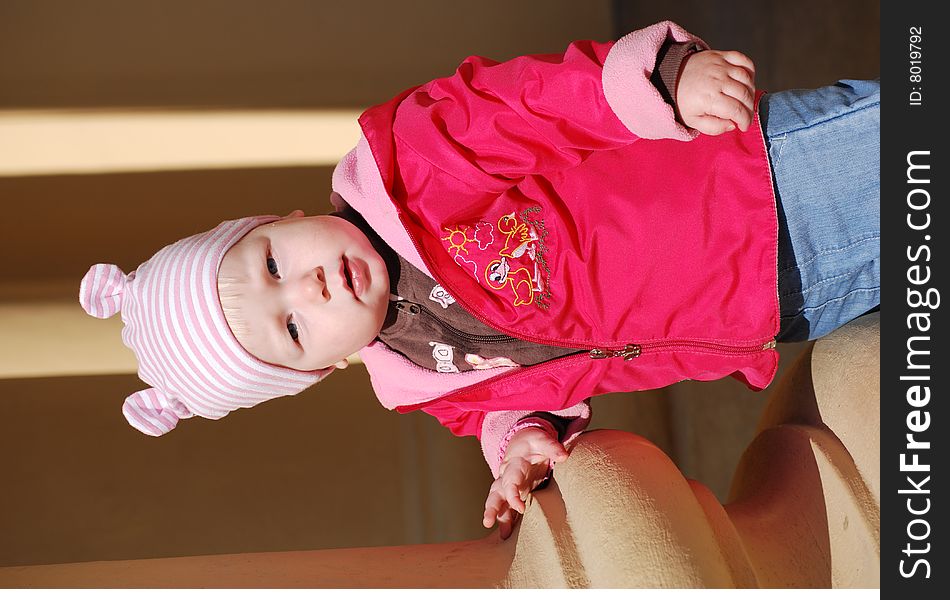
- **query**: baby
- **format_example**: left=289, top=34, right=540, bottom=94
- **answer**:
left=80, top=21, right=880, bottom=539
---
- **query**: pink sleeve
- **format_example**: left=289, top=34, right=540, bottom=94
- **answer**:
left=391, top=38, right=640, bottom=183
left=601, top=20, right=709, bottom=140
left=480, top=401, right=592, bottom=479
left=420, top=403, right=486, bottom=439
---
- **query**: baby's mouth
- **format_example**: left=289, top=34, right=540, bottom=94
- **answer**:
left=342, top=256, right=366, bottom=298
left=343, top=257, right=354, bottom=292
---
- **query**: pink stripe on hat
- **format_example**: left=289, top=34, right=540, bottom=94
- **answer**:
left=80, top=216, right=333, bottom=435
left=79, top=263, right=125, bottom=319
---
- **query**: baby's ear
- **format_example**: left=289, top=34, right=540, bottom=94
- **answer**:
left=282, top=209, right=305, bottom=219
left=329, top=191, right=347, bottom=208
left=333, top=358, right=349, bottom=370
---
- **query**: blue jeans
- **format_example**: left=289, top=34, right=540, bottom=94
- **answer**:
left=759, top=79, right=880, bottom=342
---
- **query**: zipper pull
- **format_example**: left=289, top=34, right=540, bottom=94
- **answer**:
left=762, top=339, right=777, bottom=350
left=589, top=344, right=641, bottom=360
left=619, top=344, right=642, bottom=360
left=395, top=301, right=421, bottom=315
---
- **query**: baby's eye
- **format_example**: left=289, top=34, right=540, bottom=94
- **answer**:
left=287, top=320, right=299, bottom=342
left=266, top=256, right=280, bottom=278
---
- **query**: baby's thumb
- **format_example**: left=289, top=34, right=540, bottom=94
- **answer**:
left=689, top=114, right=735, bottom=136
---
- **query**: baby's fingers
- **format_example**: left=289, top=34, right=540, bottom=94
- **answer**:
left=496, top=508, right=519, bottom=540
left=482, top=506, right=498, bottom=529
left=710, top=92, right=753, bottom=132
left=485, top=478, right=522, bottom=538
left=504, top=481, right=527, bottom=514
left=721, top=79, right=755, bottom=126
left=483, top=487, right=507, bottom=528
left=687, top=114, right=736, bottom=136
left=484, top=492, right=522, bottom=539
left=726, top=62, right=755, bottom=94
left=720, top=50, right=755, bottom=79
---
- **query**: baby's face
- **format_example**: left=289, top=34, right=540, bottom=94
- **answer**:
left=218, top=213, right=390, bottom=371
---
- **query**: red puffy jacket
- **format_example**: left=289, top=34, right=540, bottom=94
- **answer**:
left=332, top=21, right=779, bottom=474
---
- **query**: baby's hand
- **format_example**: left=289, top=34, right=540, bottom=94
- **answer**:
left=676, top=49, right=757, bottom=135
left=482, top=426, right=569, bottom=540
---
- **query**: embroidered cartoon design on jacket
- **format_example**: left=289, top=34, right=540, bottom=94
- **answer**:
left=440, top=207, right=552, bottom=309
left=441, top=221, right=494, bottom=256
left=497, top=212, right=537, bottom=260
left=486, top=257, right=535, bottom=306
left=519, top=207, right=552, bottom=309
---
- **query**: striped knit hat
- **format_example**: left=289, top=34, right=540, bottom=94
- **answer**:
left=79, top=216, right=332, bottom=436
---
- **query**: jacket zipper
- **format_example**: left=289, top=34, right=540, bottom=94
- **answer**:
left=398, top=218, right=777, bottom=353
left=394, top=281, right=776, bottom=362
left=393, top=213, right=777, bottom=411
left=399, top=338, right=777, bottom=413
left=394, top=299, right=516, bottom=344
left=589, top=338, right=777, bottom=361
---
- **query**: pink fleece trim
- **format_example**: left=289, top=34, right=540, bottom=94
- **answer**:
left=601, top=20, right=709, bottom=140
left=331, top=136, right=431, bottom=276
left=357, top=341, right=517, bottom=410
left=497, top=418, right=558, bottom=466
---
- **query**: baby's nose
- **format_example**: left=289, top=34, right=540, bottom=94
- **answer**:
left=293, top=268, right=329, bottom=303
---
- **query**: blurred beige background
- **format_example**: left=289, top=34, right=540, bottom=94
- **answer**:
left=0, top=0, right=878, bottom=567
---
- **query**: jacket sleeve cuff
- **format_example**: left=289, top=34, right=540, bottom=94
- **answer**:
left=652, top=41, right=704, bottom=120
left=602, top=20, right=709, bottom=140
left=480, top=401, right=592, bottom=478
left=497, top=418, right=559, bottom=467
